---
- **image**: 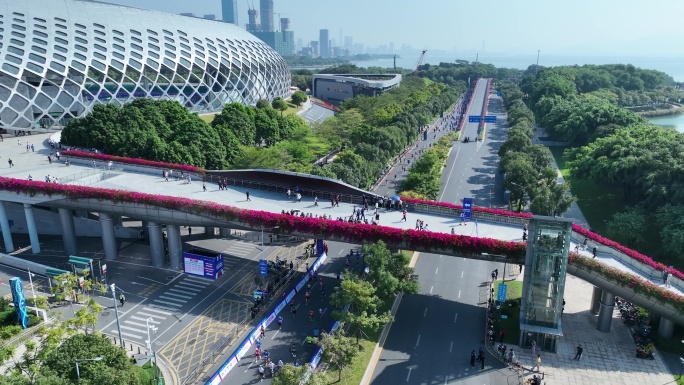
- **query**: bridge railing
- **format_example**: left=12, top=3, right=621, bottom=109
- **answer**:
left=204, top=174, right=368, bottom=205
left=404, top=202, right=529, bottom=227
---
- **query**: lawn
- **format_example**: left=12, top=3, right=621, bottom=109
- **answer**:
left=492, top=279, right=522, bottom=345
left=323, top=335, right=376, bottom=384
left=135, top=360, right=164, bottom=385
left=198, top=113, right=218, bottom=124
left=197, top=102, right=302, bottom=124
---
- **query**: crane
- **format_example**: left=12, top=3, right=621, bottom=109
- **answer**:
left=414, top=50, right=427, bottom=73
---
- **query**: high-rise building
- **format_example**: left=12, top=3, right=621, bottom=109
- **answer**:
left=311, top=41, right=319, bottom=57
left=204, top=14, right=216, bottom=20
left=259, top=0, right=274, bottom=32
left=319, top=29, right=329, bottom=58
left=221, top=0, right=238, bottom=24
left=246, top=7, right=259, bottom=32
left=180, top=12, right=195, bottom=17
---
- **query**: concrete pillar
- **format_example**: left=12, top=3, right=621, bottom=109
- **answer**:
left=596, top=290, right=615, bottom=333
left=204, top=227, right=215, bottom=237
left=590, top=286, right=602, bottom=315
left=0, top=201, right=14, bottom=253
left=58, top=208, right=78, bottom=256
left=166, top=224, right=182, bottom=270
left=148, top=222, right=164, bottom=268
left=219, top=228, right=230, bottom=238
left=99, top=213, right=118, bottom=261
left=23, top=204, right=40, bottom=254
left=658, top=317, right=675, bottom=338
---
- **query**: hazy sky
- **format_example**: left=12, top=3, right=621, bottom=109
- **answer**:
left=101, top=0, right=684, bottom=56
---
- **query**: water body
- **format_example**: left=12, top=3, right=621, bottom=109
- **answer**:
left=648, top=114, right=684, bottom=132
left=351, top=54, right=684, bottom=82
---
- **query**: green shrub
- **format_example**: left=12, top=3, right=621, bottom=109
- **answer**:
left=0, top=325, right=22, bottom=340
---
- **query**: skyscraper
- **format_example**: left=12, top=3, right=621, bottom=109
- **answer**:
left=259, top=0, right=274, bottom=32
left=319, top=29, right=329, bottom=58
left=221, top=0, right=238, bottom=24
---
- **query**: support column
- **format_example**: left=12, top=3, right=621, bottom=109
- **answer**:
left=147, top=222, right=164, bottom=268
left=0, top=201, right=14, bottom=253
left=99, top=213, right=118, bottom=261
left=658, top=317, right=675, bottom=338
left=204, top=227, right=215, bottom=237
left=590, top=286, right=602, bottom=315
left=596, top=290, right=615, bottom=333
left=58, top=208, right=78, bottom=256
left=166, top=224, right=182, bottom=270
left=219, top=228, right=229, bottom=238
left=23, top=204, right=40, bottom=254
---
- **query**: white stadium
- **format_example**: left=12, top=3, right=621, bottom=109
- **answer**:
left=0, top=0, right=291, bottom=129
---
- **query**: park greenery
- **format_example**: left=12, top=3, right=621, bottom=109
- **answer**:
left=512, top=63, right=684, bottom=265
left=398, top=133, right=457, bottom=200
left=497, top=82, right=574, bottom=215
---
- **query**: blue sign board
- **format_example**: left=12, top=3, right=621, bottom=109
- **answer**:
left=497, top=283, right=508, bottom=303
left=9, top=278, right=28, bottom=329
left=484, top=115, right=497, bottom=123
left=423, top=130, right=428, bottom=140
left=468, top=115, right=482, bottom=123
left=462, top=197, right=473, bottom=221
left=259, top=259, right=268, bottom=277
left=182, top=249, right=224, bottom=280
left=440, top=111, right=444, bottom=118
left=497, top=90, right=502, bottom=97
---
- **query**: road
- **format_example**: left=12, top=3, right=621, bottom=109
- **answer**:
left=204, top=240, right=361, bottom=384
left=370, top=79, right=515, bottom=385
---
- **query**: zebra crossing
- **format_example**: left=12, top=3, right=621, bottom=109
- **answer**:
left=226, top=241, right=257, bottom=258
left=110, top=276, right=210, bottom=340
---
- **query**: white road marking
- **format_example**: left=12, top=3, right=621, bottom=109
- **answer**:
left=458, top=290, right=461, bottom=298
left=136, top=275, right=166, bottom=285
left=439, top=148, right=461, bottom=202
left=416, top=335, right=421, bottom=347
left=424, top=308, right=427, bottom=317
left=461, top=271, right=464, bottom=278
left=130, top=315, right=161, bottom=323
left=111, top=330, right=143, bottom=339
left=454, top=313, right=458, bottom=323
left=141, top=307, right=172, bottom=316
left=151, top=299, right=182, bottom=307
left=406, top=368, right=412, bottom=382
left=430, top=286, right=433, bottom=294
left=450, top=341, right=453, bottom=353
left=435, top=268, right=439, bottom=274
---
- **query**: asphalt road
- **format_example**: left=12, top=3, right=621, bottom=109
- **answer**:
left=370, top=79, right=515, bottom=385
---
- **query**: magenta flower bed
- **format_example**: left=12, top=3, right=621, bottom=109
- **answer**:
left=0, top=177, right=526, bottom=259
left=62, top=150, right=205, bottom=174
left=401, top=196, right=684, bottom=281
left=570, top=252, right=684, bottom=312
left=401, top=196, right=533, bottom=219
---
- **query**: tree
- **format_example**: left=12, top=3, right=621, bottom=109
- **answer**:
left=362, top=241, right=418, bottom=303
left=272, top=98, right=288, bottom=116
left=656, top=204, right=684, bottom=257
left=272, top=364, right=305, bottom=385
left=256, top=99, right=271, bottom=109
left=529, top=182, right=575, bottom=217
left=319, top=327, right=359, bottom=382
left=606, top=207, right=646, bottom=248
left=254, top=109, right=280, bottom=146
left=329, top=279, right=392, bottom=343
left=40, top=334, right=142, bottom=385
left=64, top=299, right=102, bottom=335
left=291, top=91, right=308, bottom=106
left=212, top=102, right=256, bottom=146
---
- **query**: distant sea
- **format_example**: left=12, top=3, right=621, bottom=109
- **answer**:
left=351, top=53, right=684, bottom=82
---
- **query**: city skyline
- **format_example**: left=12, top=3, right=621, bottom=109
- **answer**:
left=100, top=0, right=684, bottom=56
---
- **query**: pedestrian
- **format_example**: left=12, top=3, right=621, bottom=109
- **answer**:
left=402, top=209, right=407, bottom=222
left=246, top=191, right=251, bottom=201
left=480, top=351, right=485, bottom=369
left=531, top=339, right=537, bottom=357
left=254, top=347, right=261, bottom=363
left=305, top=290, right=310, bottom=304
left=451, top=227, right=455, bottom=235
left=663, top=269, right=670, bottom=286
left=203, top=182, right=207, bottom=192
left=470, top=350, right=476, bottom=367
left=296, top=193, right=301, bottom=202
left=574, top=344, right=583, bottom=360
left=582, top=237, right=588, bottom=250
left=287, top=189, right=291, bottom=199
left=494, top=269, right=499, bottom=280
left=314, top=196, right=318, bottom=206
left=562, top=298, right=566, bottom=316
left=592, top=246, right=597, bottom=259
left=491, top=270, right=496, bottom=282
left=7, top=159, right=13, bottom=168
left=533, top=355, right=541, bottom=372
left=268, top=361, right=275, bottom=377
left=460, top=212, right=466, bottom=225
left=258, top=364, right=264, bottom=381
left=318, top=308, right=323, bottom=318
left=119, top=293, right=125, bottom=307
left=188, top=227, right=192, bottom=235
left=499, top=329, right=505, bottom=343
left=260, top=325, right=265, bottom=339
left=309, top=309, right=314, bottom=322
left=277, top=315, right=283, bottom=330
left=291, top=303, right=297, bottom=318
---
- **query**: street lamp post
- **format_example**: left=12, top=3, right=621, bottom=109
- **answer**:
left=27, top=268, right=38, bottom=316
left=536, top=50, right=540, bottom=67
left=110, top=284, right=125, bottom=349
left=75, top=357, right=102, bottom=381
left=146, top=317, right=158, bottom=383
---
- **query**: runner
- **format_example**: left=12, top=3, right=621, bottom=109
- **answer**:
left=305, top=291, right=310, bottom=304
left=254, top=347, right=261, bottom=363
left=309, top=309, right=314, bottom=321
left=277, top=315, right=283, bottom=330
left=258, top=365, right=265, bottom=381
left=318, top=308, right=323, bottom=318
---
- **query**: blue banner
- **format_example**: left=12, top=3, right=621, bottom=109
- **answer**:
left=468, top=115, right=481, bottom=123
left=462, top=198, right=473, bottom=221
left=10, top=278, right=28, bottom=329
left=497, top=283, right=508, bottom=303
left=484, top=115, right=497, bottom=123
left=259, top=259, right=268, bottom=277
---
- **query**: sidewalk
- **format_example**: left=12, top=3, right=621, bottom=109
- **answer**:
left=113, top=337, right=179, bottom=385
left=486, top=273, right=673, bottom=385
